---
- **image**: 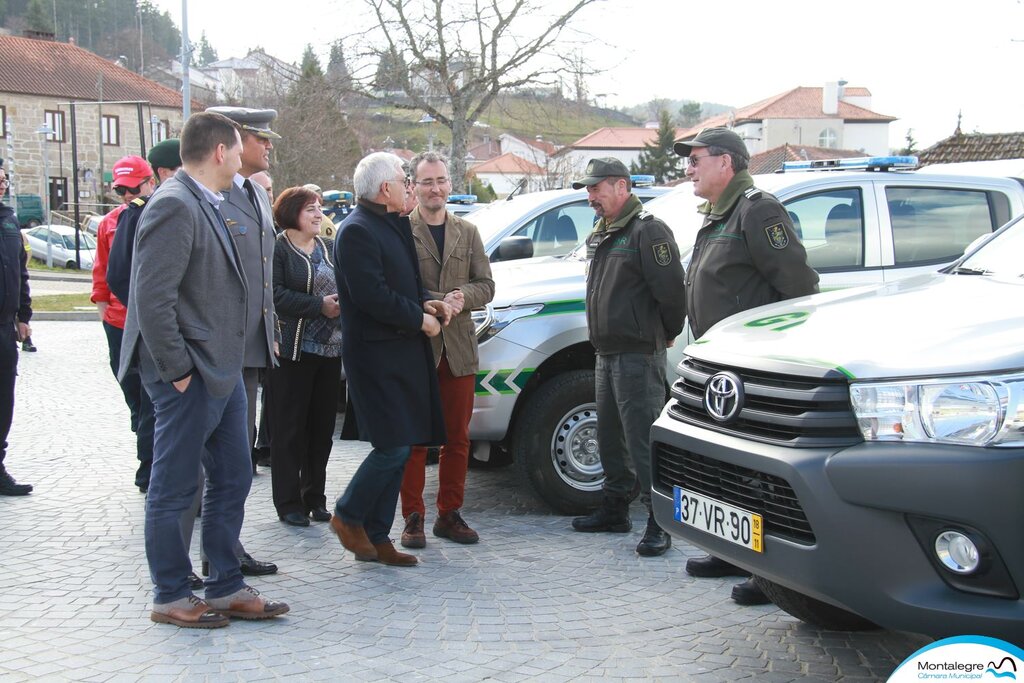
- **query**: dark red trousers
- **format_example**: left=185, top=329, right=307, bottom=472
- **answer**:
left=400, top=354, right=475, bottom=518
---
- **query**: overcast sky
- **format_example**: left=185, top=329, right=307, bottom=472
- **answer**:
left=152, top=0, right=1024, bottom=150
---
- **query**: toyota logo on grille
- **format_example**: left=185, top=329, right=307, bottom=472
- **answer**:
left=704, top=371, right=744, bottom=423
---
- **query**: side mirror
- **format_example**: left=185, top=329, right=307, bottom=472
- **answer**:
left=491, top=235, right=534, bottom=262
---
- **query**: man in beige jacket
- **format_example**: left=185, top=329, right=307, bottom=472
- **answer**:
left=399, top=152, right=495, bottom=547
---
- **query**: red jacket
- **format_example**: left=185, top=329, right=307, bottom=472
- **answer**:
left=91, top=203, right=127, bottom=329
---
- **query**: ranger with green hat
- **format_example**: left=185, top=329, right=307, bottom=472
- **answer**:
left=674, top=126, right=819, bottom=606
left=569, top=157, right=685, bottom=558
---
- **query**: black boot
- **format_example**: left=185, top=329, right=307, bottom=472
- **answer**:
left=635, top=513, right=671, bottom=556
left=571, top=496, right=631, bottom=533
left=0, top=467, right=32, bottom=496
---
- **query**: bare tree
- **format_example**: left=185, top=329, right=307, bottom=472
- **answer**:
left=351, top=0, right=601, bottom=192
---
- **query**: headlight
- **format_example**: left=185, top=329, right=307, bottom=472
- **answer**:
left=850, top=376, right=1024, bottom=446
left=475, top=303, right=544, bottom=343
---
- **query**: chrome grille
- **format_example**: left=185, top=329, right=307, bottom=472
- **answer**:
left=669, top=358, right=862, bottom=447
left=654, top=443, right=815, bottom=545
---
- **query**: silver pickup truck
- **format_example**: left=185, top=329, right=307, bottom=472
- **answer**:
left=650, top=213, right=1024, bottom=640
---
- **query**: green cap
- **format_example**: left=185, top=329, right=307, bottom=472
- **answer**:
left=674, top=127, right=749, bottom=161
left=147, top=138, right=181, bottom=172
left=571, top=157, right=631, bottom=189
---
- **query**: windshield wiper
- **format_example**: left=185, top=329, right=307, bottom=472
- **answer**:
left=952, top=266, right=990, bottom=275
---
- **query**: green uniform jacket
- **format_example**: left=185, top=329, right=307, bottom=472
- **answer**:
left=685, top=171, right=819, bottom=339
left=585, top=194, right=686, bottom=355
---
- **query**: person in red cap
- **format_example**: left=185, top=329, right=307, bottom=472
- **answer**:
left=91, top=155, right=156, bottom=492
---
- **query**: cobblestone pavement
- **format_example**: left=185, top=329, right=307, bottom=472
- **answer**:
left=0, top=322, right=932, bottom=681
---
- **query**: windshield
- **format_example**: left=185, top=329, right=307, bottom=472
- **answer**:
left=468, top=191, right=577, bottom=244
left=957, top=215, right=1024, bottom=277
left=60, top=231, right=96, bottom=250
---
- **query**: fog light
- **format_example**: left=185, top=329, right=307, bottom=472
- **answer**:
left=935, top=531, right=980, bottom=574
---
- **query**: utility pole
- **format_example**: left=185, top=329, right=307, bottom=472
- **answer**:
left=181, top=0, right=191, bottom=120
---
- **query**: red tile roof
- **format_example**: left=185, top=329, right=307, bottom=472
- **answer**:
left=748, top=144, right=866, bottom=175
left=0, top=34, right=185, bottom=107
left=680, top=86, right=895, bottom=136
left=918, top=131, right=1024, bottom=165
left=562, top=127, right=688, bottom=151
left=467, top=139, right=501, bottom=160
left=469, top=152, right=545, bottom=175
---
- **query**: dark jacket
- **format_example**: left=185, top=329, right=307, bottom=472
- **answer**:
left=272, top=232, right=335, bottom=361
left=334, top=199, right=445, bottom=449
left=0, top=203, right=31, bottom=325
left=685, top=170, right=819, bottom=339
left=585, top=194, right=686, bottom=355
left=106, top=195, right=148, bottom=304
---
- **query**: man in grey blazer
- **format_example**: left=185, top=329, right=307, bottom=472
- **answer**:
left=120, top=111, right=288, bottom=628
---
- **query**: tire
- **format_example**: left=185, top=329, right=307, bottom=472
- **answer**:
left=753, top=576, right=880, bottom=631
left=512, top=370, right=603, bottom=515
left=65, top=260, right=79, bottom=270
left=25, top=219, right=40, bottom=229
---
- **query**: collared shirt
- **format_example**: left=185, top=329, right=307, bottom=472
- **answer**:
left=186, top=171, right=225, bottom=210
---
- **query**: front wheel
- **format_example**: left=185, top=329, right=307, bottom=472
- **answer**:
left=753, top=576, right=879, bottom=631
left=512, top=370, right=603, bottom=514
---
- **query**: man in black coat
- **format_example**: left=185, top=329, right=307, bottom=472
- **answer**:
left=329, top=152, right=450, bottom=567
left=0, top=166, right=32, bottom=496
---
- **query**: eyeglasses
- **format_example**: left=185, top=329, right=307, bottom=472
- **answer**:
left=114, top=183, right=145, bottom=196
left=413, top=177, right=451, bottom=189
left=686, top=153, right=725, bottom=168
left=0, top=178, right=9, bottom=187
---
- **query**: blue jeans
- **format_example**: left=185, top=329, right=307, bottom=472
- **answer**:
left=595, top=351, right=667, bottom=511
left=103, top=321, right=154, bottom=487
left=335, top=445, right=411, bottom=544
left=143, top=372, right=252, bottom=604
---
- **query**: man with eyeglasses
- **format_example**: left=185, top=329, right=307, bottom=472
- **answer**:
left=0, top=167, right=33, bottom=496
left=675, top=127, right=818, bottom=606
left=570, top=157, right=685, bottom=559
left=92, top=156, right=156, bottom=492
left=398, top=151, right=494, bottom=549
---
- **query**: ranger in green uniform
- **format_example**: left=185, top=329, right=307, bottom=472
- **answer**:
left=675, top=127, right=819, bottom=603
left=570, top=158, right=686, bottom=558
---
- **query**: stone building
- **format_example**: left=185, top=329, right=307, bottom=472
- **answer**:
left=0, top=33, right=190, bottom=216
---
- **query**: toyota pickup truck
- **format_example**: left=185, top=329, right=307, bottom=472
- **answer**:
left=649, top=213, right=1024, bottom=640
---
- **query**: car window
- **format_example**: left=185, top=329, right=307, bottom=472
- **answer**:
left=783, top=188, right=864, bottom=270
left=511, top=200, right=593, bottom=257
left=885, top=187, right=1000, bottom=265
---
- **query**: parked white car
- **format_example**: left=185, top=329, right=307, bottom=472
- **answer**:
left=22, top=224, right=96, bottom=269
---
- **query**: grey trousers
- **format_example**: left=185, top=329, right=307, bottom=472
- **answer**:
left=595, top=350, right=667, bottom=511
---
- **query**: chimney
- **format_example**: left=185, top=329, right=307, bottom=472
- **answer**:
left=822, top=82, right=839, bottom=115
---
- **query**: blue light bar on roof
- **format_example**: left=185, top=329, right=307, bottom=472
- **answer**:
left=447, top=194, right=477, bottom=204
left=781, top=156, right=919, bottom=172
left=630, top=174, right=656, bottom=187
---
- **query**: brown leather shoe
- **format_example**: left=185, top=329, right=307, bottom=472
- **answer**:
left=330, top=515, right=377, bottom=559
left=433, top=509, right=479, bottom=544
left=150, top=595, right=229, bottom=629
left=368, top=540, right=418, bottom=566
left=401, top=512, right=426, bottom=549
left=206, top=586, right=289, bottom=620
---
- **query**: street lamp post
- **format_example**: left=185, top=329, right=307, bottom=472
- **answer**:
left=35, top=123, right=55, bottom=267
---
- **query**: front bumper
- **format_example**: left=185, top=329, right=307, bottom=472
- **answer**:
left=650, top=409, right=1024, bottom=640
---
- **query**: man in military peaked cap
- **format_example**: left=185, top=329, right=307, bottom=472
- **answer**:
left=569, top=157, right=685, bottom=559
left=674, top=126, right=818, bottom=606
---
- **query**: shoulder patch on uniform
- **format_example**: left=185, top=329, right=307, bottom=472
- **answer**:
left=130, top=197, right=146, bottom=207
left=652, top=241, right=672, bottom=266
left=637, top=210, right=653, bottom=221
left=764, top=223, right=789, bottom=249
left=744, top=187, right=762, bottom=200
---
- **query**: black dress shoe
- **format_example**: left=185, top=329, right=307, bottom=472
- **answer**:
left=309, top=507, right=332, bottom=522
left=188, top=571, right=204, bottom=590
left=280, top=512, right=311, bottom=527
left=635, top=515, right=672, bottom=557
left=239, top=553, right=277, bottom=576
left=685, top=554, right=751, bottom=578
left=0, top=469, right=32, bottom=496
left=731, top=577, right=772, bottom=605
